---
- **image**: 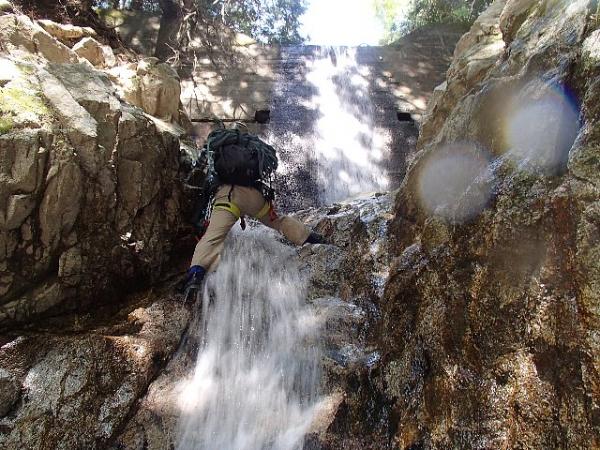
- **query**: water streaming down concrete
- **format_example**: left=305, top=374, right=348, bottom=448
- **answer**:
left=185, top=44, right=423, bottom=211
left=266, top=46, right=413, bottom=210
left=176, top=229, right=322, bottom=450
left=266, top=47, right=394, bottom=206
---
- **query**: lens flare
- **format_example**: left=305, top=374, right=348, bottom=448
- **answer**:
left=504, top=85, right=580, bottom=175
left=416, top=142, right=492, bottom=223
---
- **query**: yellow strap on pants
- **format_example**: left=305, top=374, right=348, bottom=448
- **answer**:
left=213, top=201, right=271, bottom=221
left=255, top=201, right=272, bottom=220
left=213, top=202, right=241, bottom=220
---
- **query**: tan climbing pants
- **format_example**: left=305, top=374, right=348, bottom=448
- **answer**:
left=190, top=184, right=311, bottom=272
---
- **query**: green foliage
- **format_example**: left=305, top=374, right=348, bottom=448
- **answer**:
left=198, top=0, right=307, bottom=44
left=204, top=0, right=309, bottom=44
left=374, top=0, right=493, bottom=44
left=96, top=8, right=127, bottom=27
left=253, top=0, right=308, bottom=45
left=95, top=1, right=160, bottom=11
left=404, top=0, right=468, bottom=31
left=97, top=0, right=307, bottom=45
left=372, top=0, right=411, bottom=45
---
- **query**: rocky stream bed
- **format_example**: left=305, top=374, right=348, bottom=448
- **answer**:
left=1, top=0, right=600, bottom=448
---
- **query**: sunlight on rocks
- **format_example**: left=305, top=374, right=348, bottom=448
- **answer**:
left=0, top=57, right=20, bottom=84
left=416, top=142, right=492, bottom=223
left=503, top=84, right=580, bottom=175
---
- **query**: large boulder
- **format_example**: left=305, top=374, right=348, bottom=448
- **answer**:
left=72, top=36, right=116, bottom=68
left=0, top=14, right=188, bottom=326
left=113, top=57, right=182, bottom=122
left=37, top=19, right=97, bottom=45
left=382, top=0, right=600, bottom=448
left=0, top=291, right=190, bottom=450
left=0, top=14, right=78, bottom=63
left=0, top=13, right=197, bottom=445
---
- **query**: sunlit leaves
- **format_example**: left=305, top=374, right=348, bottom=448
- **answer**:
left=106, top=0, right=308, bottom=45
left=373, top=0, right=493, bottom=44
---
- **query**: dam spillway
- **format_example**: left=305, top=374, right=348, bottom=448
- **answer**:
left=182, top=31, right=462, bottom=209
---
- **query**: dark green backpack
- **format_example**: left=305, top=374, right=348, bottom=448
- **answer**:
left=189, top=128, right=278, bottom=237
left=207, top=129, right=278, bottom=186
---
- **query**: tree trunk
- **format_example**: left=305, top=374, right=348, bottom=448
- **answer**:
left=155, top=0, right=184, bottom=60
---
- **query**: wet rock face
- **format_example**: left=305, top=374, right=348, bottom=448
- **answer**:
left=111, top=193, right=397, bottom=450
left=0, top=368, right=19, bottom=417
left=0, top=15, right=186, bottom=326
left=384, top=0, right=600, bottom=447
left=0, top=292, right=190, bottom=450
left=294, top=194, right=398, bottom=449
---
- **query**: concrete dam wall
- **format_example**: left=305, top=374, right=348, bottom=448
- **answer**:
left=182, top=27, right=463, bottom=210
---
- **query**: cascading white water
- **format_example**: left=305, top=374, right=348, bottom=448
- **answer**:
left=268, top=46, right=392, bottom=207
left=176, top=228, right=321, bottom=450
left=308, top=46, right=391, bottom=203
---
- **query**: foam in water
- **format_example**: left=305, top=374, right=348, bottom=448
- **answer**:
left=176, top=228, right=322, bottom=450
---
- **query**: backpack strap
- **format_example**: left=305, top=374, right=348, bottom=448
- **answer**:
left=213, top=201, right=247, bottom=230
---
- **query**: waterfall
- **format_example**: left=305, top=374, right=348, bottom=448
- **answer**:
left=176, top=228, right=321, bottom=450
left=176, top=45, right=393, bottom=450
left=267, top=46, right=392, bottom=210
left=307, top=46, right=390, bottom=204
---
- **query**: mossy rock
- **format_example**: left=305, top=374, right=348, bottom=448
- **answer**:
left=96, top=8, right=126, bottom=27
left=0, top=115, right=13, bottom=135
left=0, top=73, right=51, bottom=130
left=0, top=0, right=13, bottom=14
left=0, top=81, right=50, bottom=121
left=16, top=62, right=36, bottom=77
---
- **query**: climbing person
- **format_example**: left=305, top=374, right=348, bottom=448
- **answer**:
left=181, top=126, right=325, bottom=298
